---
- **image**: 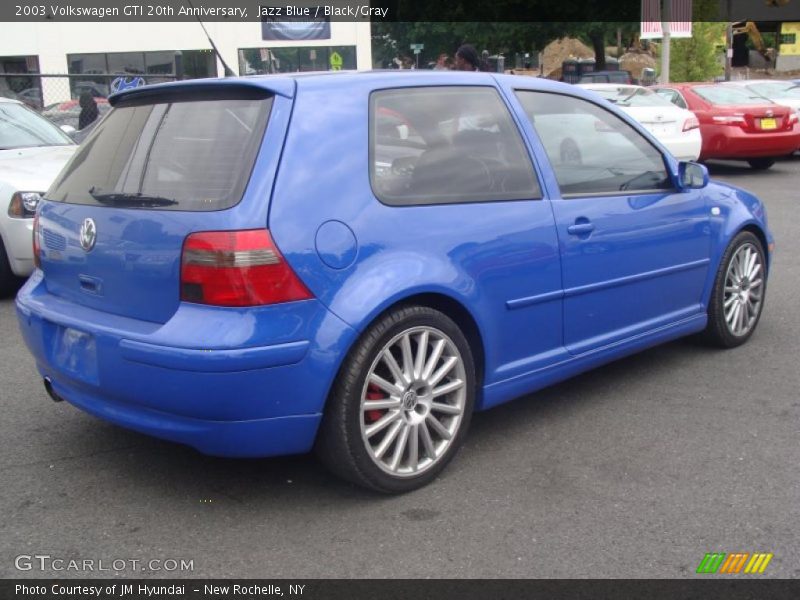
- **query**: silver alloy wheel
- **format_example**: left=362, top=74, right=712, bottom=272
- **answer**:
left=359, top=326, right=467, bottom=478
left=723, top=242, right=764, bottom=337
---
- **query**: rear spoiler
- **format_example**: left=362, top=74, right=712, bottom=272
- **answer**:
left=109, top=77, right=296, bottom=106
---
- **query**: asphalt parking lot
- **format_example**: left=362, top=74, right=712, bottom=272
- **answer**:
left=1, top=159, right=798, bottom=579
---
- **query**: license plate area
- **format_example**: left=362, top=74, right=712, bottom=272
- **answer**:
left=644, top=123, right=674, bottom=136
left=760, top=118, right=777, bottom=130
left=51, top=325, right=99, bottom=385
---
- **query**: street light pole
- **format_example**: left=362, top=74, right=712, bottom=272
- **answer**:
left=660, top=0, right=671, bottom=84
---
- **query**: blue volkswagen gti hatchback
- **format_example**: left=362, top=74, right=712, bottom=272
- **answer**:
left=17, top=72, right=773, bottom=493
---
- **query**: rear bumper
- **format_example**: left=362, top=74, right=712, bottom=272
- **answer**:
left=700, top=125, right=800, bottom=159
left=16, top=272, right=356, bottom=457
left=661, top=131, right=702, bottom=161
left=47, top=376, right=321, bottom=456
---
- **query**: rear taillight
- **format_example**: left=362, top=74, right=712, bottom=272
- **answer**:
left=712, top=115, right=746, bottom=127
left=32, top=212, right=41, bottom=269
left=682, top=117, right=700, bottom=131
left=789, top=113, right=799, bottom=126
left=180, top=229, right=313, bottom=307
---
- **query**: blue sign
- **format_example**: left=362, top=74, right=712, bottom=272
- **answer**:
left=110, top=76, right=146, bottom=94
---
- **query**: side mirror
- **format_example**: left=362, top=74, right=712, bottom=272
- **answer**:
left=60, top=124, right=76, bottom=135
left=677, top=161, right=708, bottom=190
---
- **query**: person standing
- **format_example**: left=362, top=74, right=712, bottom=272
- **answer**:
left=78, top=92, right=99, bottom=130
left=433, top=53, right=450, bottom=70
left=454, top=45, right=481, bottom=71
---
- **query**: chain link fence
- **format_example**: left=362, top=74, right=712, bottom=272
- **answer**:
left=1, top=73, right=178, bottom=130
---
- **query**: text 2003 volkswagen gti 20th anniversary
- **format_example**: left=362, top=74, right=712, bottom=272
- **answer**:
left=16, top=71, right=774, bottom=493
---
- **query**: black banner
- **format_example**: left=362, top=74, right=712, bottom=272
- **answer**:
left=261, top=16, right=331, bottom=40
left=4, top=0, right=800, bottom=22
left=4, top=579, right=800, bottom=600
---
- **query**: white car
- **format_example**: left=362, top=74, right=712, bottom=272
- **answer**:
left=0, top=98, right=76, bottom=293
left=579, top=83, right=702, bottom=161
left=721, top=79, right=800, bottom=114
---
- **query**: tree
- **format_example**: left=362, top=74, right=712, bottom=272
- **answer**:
left=371, top=22, right=555, bottom=69
left=668, top=22, right=725, bottom=82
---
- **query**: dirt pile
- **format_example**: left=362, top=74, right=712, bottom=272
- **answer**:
left=619, top=52, right=657, bottom=79
left=541, top=37, right=594, bottom=77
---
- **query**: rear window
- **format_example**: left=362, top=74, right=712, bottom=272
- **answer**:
left=47, top=93, right=272, bottom=211
left=0, top=102, right=73, bottom=149
left=693, top=86, right=770, bottom=106
left=590, top=87, right=674, bottom=108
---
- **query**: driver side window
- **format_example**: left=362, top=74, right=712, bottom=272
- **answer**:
left=515, top=90, right=673, bottom=197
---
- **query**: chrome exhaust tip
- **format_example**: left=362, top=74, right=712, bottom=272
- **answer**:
left=43, top=377, right=63, bottom=402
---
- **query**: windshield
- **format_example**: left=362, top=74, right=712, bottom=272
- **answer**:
left=0, top=102, right=74, bottom=150
left=590, top=86, right=674, bottom=107
left=694, top=86, right=772, bottom=106
left=47, top=95, right=272, bottom=211
left=746, top=82, right=800, bottom=99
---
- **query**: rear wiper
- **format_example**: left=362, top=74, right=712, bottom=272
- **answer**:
left=88, top=188, right=178, bottom=207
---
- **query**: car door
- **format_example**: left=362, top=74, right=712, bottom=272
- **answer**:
left=513, top=89, right=711, bottom=355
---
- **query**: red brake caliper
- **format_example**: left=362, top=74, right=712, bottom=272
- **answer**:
left=365, top=383, right=385, bottom=423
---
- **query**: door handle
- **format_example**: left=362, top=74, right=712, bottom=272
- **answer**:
left=567, top=222, right=595, bottom=235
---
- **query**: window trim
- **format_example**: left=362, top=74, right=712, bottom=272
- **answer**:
left=512, top=88, right=678, bottom=200
left=368, top=85, right=544, bottom=208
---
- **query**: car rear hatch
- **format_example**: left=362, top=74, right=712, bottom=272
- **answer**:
left=630, top=107, right=682, bottom=137
left=712, top=105, right=793, bottom=134
left=36, top=79, right=293, bottom=324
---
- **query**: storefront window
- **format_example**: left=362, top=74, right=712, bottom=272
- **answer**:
left=107, top=52, right=145, bottom=75
left=0, top=55, right=41, bottom=108
left=238, top=46, right=356, bottom=74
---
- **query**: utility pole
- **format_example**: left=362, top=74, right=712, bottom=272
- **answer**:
left=724, top=0, right=733, bottom=80
left=660, top=0, right=671, bottom=83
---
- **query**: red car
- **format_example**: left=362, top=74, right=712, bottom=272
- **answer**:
left=653, top=82, right=800, bottom=170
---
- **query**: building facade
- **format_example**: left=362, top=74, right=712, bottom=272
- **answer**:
left=0, top=20, right=372, bottom=106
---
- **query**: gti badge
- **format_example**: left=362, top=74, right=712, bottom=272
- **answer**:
left=79, top=218, right=97, bottom=252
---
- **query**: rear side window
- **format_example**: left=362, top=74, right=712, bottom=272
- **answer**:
left=370, top=86, right=540, bottom=206
left=48, top=93, right=272, bottom=211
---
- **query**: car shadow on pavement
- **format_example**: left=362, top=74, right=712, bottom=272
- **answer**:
left=0, top=276, right=25, bottom=300
left=704, top=155, right=800, bottom=177
left=58, top=336, right=717, bottom=504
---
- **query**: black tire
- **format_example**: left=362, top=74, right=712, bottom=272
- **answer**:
left=747, top=158, right=775, bottom=170
left=701, top=231, right=767, bottom=348
left=0, top=239, right=18, bottom=298
left=315, top=305, right=476, bottom=493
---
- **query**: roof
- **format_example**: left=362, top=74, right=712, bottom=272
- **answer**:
left=578, top=83, right=643, bottom=90
left=109, top=70, right=588, bottom=105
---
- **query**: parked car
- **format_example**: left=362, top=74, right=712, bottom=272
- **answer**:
left=580, top=83, right=701, bottom=160
left=14, top=87, right=44, bottom=111
left=653, top=82, right=800, bottom=169
left=721, top=79, right=800, bottom=114
left=41, top=98, right=111, bottom=132
left=17, top=73, right=773, bottom=492
left=578, top=70, right=634, bottom=84
left=0, top=98, right=76, bottom=294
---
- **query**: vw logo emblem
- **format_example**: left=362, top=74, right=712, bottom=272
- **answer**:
left=79, top=218, right=97, bottom=252
left=402, top=390, right=418, bottom=411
